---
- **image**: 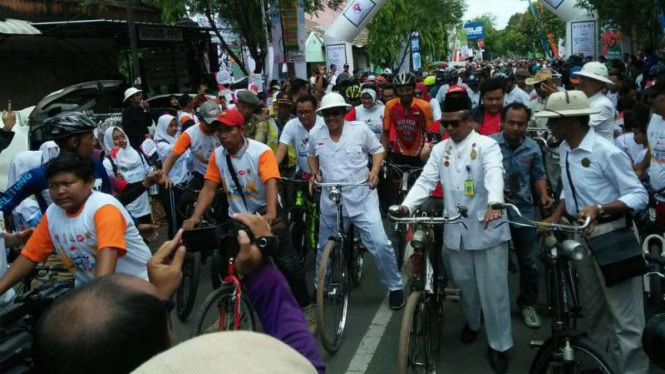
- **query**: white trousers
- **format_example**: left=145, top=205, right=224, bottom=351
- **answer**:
left=575, top=250, right=648, bottom=374
left=315, top=210, right=403, bottom=291
left=448, top=242, right=514, bottom=352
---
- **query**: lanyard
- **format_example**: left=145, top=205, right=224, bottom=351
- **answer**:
left=565, top=151, right=581, bottom=213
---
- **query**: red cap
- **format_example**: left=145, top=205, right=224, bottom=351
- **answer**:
left=447, top=85, right=468, bottom=94
left=214, top=109, right=245, bottom=127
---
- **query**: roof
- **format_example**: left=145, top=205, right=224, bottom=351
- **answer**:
left=0, top=18, right=41, bottom=35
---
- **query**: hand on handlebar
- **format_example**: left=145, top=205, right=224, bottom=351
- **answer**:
left=182, top=216, right=201, bottom=230
left=367, top=171, right=379, bottom=189
left=540, top=195, right=554, bottom=209
left=160, top=174, right=173, bottom=189
left=388, top=205, right=409, bottom=217
left=309, top=173, right=322, bottom=196
left=483, top=206, right=502, bottom=229
left=577, top=205, right=600, bottom=235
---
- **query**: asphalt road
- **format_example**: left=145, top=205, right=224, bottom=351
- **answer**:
left=162, top=223, right=665, bottom=374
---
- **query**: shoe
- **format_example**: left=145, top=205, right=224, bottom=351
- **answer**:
left=459, top=323, right=479, bottom=344
left=521, top=305, right=542, bottom=329
left=302, top=304, right=318, bottom=335
left=389, top=289, right=405, bottom=310
left=487, top=347, right=509, bottom=373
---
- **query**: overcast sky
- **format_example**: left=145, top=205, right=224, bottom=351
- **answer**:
left=464, top=0, right=532, bottom=29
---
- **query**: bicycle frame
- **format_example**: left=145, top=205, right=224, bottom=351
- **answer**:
left=219, top=257, right=243, bottom=331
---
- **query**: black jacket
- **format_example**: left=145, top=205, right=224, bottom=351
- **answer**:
left=122, top=105, right=152, bottom=149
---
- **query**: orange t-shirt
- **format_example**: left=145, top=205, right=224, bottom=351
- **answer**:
left=383, top=98, right=433, bottom=157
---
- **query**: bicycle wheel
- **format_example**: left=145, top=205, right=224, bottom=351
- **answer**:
left=397, top=291, right=440, bottom=374
left=649, top=243, right=665, bottom=311
left=317, top=239, right=349, bottom=353
left=289, top=220, right=307, bottom=265
left=176, top=252, right=201, bottom=321
left=348, top=225, right=365, bottom=286
left=190, top=282, right=256, bottom=337
left=396, top=225, right=407, bottom=270
left=530, top=336, right=617, bottom=374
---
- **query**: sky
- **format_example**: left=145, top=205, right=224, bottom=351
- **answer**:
left=464, top=0, right=532, bottom=30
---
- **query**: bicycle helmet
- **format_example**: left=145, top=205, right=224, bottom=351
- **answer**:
left=643, top=313, right=665, bottom=369
left=495, top=68, right=515, bottom=82
left=393, top=72, right=416, bottom=87
left=345, top=85, right=362, bottom=101
left=443, top=67, right=459, bottom=84
left=42, top=112, right=98, bottom=140
left=435, top=69, right=446, bottom=84
left=375, top=76, right=387, bottom=86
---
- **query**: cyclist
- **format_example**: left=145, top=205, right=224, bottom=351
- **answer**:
left=344, top=84, right=362, bottom=108
left=434, top=67, right=473, bottom=111
left=495, top=68, right=531, bottom=108
left=395, top=89, right=513, bottom=373
left=345, top=88, right=385, bottom=140
left=308, top=93, right=404, bottom=310
left=0, top=155, right=152, bottom=294
left=490, top=102, right=553, bottom=329
left=382, top=72, right=433, bottom=166
left=181, top=109, right=316, bottom=332
left=539, top=91, right=648, bottom=374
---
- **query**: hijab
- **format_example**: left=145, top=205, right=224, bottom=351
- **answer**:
left=155, top=114, right=177, bottom=145
left=361, top=88, right=383, bottom=111
left=103, top=126, right=142, bottom=171
left=39, top=141, right=60, bottom=164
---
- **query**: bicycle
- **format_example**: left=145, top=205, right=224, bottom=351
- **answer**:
left=188, top=222, right=257, bottom=337
left=494, top=203, right=618, bottom=374
left=314, top=179, right=369, bottom=354
left=282, top=177, right=319, bottom=264
left=382, top=162, right=423, bottom=269
left=387, top=205, right=466, bottom=374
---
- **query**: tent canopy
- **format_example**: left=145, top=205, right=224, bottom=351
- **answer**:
left=0, top=19, right=41, bottom=35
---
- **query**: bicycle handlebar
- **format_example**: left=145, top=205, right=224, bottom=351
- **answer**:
left=387, top=205, right=469, bottom=224
left=281, top=177, right=310, bottom=184
left=490, top=202, right=591, bottom=232
left=645, top=253, right=665, bottom=267
left=314, top=180, right=370, bottom=187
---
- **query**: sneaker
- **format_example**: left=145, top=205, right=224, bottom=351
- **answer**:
left=487, top=347, right=509, bottom=373
left=302, top=304, right=318, bottom=335
left=459, top=323, right=479, bottom=344
left=521, top=305, right=542, bottom=329
left=389, top=289, right=405, bottom=310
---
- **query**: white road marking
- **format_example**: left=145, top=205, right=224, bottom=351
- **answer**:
left=344, top=293, right=393, bottom=374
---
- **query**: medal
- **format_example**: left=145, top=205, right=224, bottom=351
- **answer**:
left=464, top=179, right=475, bottom=197
left=470, top=149, right=477, bottom=160
left=444, top=161, right=450, bottom=167
left=581, top=158, right=591, bottom=167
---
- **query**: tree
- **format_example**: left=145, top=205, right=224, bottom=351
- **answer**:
left=366, top=0, right=465, bottom=68
left=577, top=0, right=662, bottom=50
left=145, top=0, right=345, bottom=74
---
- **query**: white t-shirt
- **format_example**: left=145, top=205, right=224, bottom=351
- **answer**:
left=21, top=192, right=151, bottom=287
left=430, top=98, right=442, bottom=121
left=648, top=114, right=665, bottom=191
left=615, top=132, right=645, bottom=165
left=354, top=104, right=385, bottom=140
left=588, top=91, right=617, bottom=142
left=156, top=141, right=190, bottom=184
left=504, top=85, right=532, bottom=108
left=279, top=116, right=325, bottom=174
left=103, top=155, right=152, bottom=218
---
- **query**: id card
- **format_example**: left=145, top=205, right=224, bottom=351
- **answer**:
left=464, top=179, right=475, bottom=197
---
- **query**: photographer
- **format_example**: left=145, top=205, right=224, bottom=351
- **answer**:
left=32, top=214, right=323, bottom=374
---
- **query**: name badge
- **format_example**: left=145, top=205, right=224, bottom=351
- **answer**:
left=464, top=179, right=475, bottom=197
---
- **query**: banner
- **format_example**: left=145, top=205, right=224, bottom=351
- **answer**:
left=600, top=26, right=622, bottom=59
left=463, top=22, right=484, bottom=40
left=571, top=20, right=596, bottom=59
left=538, top=0, right=592, bottom=22
left=411, top=32, right=421, bottom=71
left=326, top=43, right=347, bottom=68
left=326, top=0, right=387, bottom=43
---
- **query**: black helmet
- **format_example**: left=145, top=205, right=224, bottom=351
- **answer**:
left=644, top=313, right=665, bottom=369
left=495, top=68, right=515, bottom=82
left=393, top=72, right=416, bottom=87
left=42, top=112, right=97, bottom=140
left=443, top=67, right=459, bottom=84
left=435, top=69, right=446, bottom=84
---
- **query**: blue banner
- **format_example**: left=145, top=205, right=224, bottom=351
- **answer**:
left=463, top=22, right=485, bottom=40
left=411, top=32, right=421, bottom=71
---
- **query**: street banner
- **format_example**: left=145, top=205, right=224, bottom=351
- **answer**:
left=600, top=26, right=622, bottom=59
left=411, top=32, right=421, bottom=71
left=571, top=20, right=596, bottom=59
left=463, top=22, right=484, bottom=40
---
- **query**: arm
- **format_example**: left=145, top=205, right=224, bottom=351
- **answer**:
left=275, top=143, right=290, bottom=166
left=481, top=140, right=506, bottom=227
left=635, top=144, right=651, bottom=179
left=95, top=248, right=119, bottom=277
left=0, top=170, right=46, bottom=215
left=254, top=119, right=269, bottom=144
left=182, top=180, right=218, bottom=229
left=530, top=145, right=553, bottom=207
left=3, top=217, right=55, bottom=294
left=162, top=133, right=190, bottom=187
left=381, top=104, right=392, bottom=152
left=402, top=145, right=441, bottom=214
left=533, top=179, right=553, bottom=207
left=264, top=179, right=278, bottom=224
left=93, top=205, right=129, bottom=276
left=0, top=256, right=37, bottom=295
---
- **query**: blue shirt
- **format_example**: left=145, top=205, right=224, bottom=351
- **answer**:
left=0, top=158, right=111, bottom=215
left=491, top=133, right=546, bottom=220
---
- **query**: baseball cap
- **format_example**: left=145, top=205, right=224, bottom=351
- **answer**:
left=236, top=90, right=261, bottom=107
left=569, top=66, right=582, bottom=85
left=644, top=79, right=665, bottom=97
left=198, top=101, right=222, bottom=124
left=214, top=109, right=245, bottom=127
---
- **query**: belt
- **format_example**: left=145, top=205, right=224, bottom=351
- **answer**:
left=588, top=217, right=628, bottom=239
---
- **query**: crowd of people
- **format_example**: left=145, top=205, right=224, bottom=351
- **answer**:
left=0, top=48, right=663, bottom=374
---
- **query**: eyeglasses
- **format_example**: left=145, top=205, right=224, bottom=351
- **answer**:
left=321, top=108, right=345, bottom=117
left=297, top=110, right=314, bottom=117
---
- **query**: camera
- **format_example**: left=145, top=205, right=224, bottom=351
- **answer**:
left=182, top=220, right=254, bottom=257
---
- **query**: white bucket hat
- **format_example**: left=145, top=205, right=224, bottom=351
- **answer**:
left=572, top=62, right=613, bottom=85
left=123, top=87, right=142, bottom=102
left=534, top=90, right=601, bottom=119
left=317, top=93, right=351, bottom=113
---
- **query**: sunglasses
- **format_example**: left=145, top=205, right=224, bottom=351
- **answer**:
left=441, top=120, right=463, bottom=128
left=321, top=108, right=345, bottom=117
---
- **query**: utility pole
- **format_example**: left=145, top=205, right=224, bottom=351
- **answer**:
left=126, top=0, right=141, bottom=86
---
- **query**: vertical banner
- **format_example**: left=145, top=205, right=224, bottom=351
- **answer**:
left=600, top=26, right=622, bottom=59
left=270, top=0, right=285, bottom=64
left=571, top=20, right=596, bottom=59
left=326, top=43, right=348, bottom=68
left=411, top=32, right=421, bottom=72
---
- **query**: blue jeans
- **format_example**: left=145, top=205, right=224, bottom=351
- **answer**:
left=510, top=226, right=540, bottom=307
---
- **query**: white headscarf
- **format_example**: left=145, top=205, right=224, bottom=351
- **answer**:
left=361, top=88, right=383, bottom=110
left=39, top=141, right=60, bottom=164
left=103, top=126, right=142, bottom=171
left=155, top=114, right=177, bottom=145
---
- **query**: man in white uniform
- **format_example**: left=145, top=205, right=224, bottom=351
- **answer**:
left=307, top=93, right=404, bottom=310
left=572, top=62, right=616, bottom=141
left=396, top=89, right=513, bottom=373
left=539, top=91, right=648, bottom=374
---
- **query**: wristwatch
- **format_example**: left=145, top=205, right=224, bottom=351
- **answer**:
left=257, top=236, right=279, bottom=255
left=596, top=204, right=604, bottom=216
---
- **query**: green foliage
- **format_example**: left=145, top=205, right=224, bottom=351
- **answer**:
left=577, top=0, right=662, bottom=48
left=366, top=0, right=465, bottom=67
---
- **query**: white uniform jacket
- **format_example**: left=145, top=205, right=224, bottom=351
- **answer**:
left=402, top=131, right=510, bottom=250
